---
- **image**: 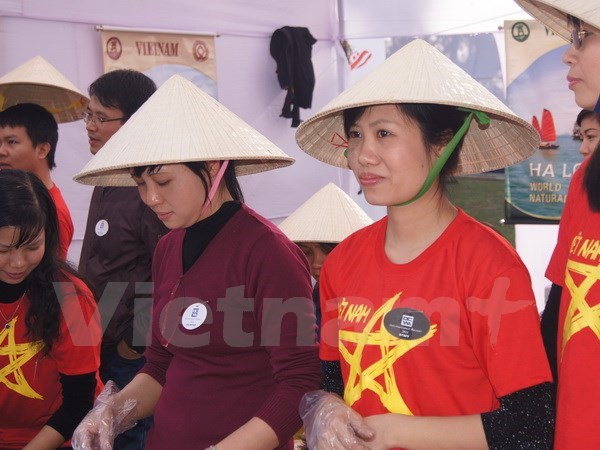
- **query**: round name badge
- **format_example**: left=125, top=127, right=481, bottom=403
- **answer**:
left=181, top=302, right=208, bottom=330
left=383, top=308, right=430, bottom=340
left=95, top=219, right=109, bottom=237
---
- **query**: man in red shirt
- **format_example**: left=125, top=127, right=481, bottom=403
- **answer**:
left=0, top=103, right=73, bottom=260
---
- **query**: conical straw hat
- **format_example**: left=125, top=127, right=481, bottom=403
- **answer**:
left=278, top=183, right=373, bottom=243
left=295, top=39, right=539, bottom=175
left=0, top=56, right=88, bottom=123
left=74, top=74, right=295, bottom=186
left=514, top=0, right=600, bottom=39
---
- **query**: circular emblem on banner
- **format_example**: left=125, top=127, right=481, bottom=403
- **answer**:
left=181, top=302, right=208, bottom=330
left=511, top=22, right=530, bottom=43
left=383, top=308, right=430, bottom=340
left=95, top=219, right=109, bottom=237
left=106, top=37, right=123, bottom=60
left=193, top=40, right=209, bottom=62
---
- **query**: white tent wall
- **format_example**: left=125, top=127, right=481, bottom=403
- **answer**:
left=0, top=15, right=103, bottom=265
left=0, top=0, right=556, bottom=310
left=0, top=0, right=337, bottom=39
left=342, top=0, right=533, bottom=37
left=0, top=0, right=346, bottom=267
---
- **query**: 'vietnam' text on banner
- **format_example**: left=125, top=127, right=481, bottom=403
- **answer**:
left=100, top=29, right=218, bottom=98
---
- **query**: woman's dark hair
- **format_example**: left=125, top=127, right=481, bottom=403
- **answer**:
left=343, top=104, right=469, bottom=190
left=583, top=145, right=600, bottom=211
left=318, top=242, right=338, bottom=254
left=132, top=160, right=244, bottom=203
left=0, top=169, right=90, bottom=352
left=573, top=108, right=599, bottom=210
left=576, top=109, right=597, bottom=127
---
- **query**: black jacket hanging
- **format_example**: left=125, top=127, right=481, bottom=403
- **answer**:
left=270, top=26, right=316, bottom=127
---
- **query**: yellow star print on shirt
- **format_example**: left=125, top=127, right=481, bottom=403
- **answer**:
left=561, top=258, right=600, bottom=357
left=0, top=316, right=44, bottom=399
left=340, top=293, right=437, bottom=415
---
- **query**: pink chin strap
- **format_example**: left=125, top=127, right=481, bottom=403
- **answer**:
left=199, top=160, right=230, bottom=217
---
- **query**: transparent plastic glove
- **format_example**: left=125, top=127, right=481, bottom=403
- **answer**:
left=300, top=390, right=375, bottom=450
left=71, top=380, right=138, bottom=450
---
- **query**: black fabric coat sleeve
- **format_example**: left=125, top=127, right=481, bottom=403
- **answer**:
left=321, top=360, right=344, bottom=398
left=481, top=382, right=554, bottom=449
left=45, top=372, right=97, bottom=441
left=541, top=283, right=561, bottom=387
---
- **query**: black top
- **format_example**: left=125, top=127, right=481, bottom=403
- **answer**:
left=182, top=201, right=242, bottom=273
left=0, top=280, right=28, bottom=303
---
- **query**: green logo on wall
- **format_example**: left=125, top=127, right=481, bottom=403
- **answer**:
left=512, top=22, right=530, bottom=42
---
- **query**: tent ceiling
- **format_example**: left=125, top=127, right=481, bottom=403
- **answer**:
left=0, top=0, right=338, bottom=39
left=1, top=0, right=533, bottom=40
left=342, top=0, right=533, bottom=38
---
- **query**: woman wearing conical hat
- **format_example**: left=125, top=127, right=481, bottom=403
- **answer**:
left=296, top=39, right=553, bottom=449
left=278, top=182, right=373, bottom=345
left=513, top=1, right=600, bottom=448
left=70, top=75, right=321, bottom=450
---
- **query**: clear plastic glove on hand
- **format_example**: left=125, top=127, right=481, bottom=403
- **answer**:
left=300, top=390, right=375, bottom=450
left=71, top=380, right=138, bottom=450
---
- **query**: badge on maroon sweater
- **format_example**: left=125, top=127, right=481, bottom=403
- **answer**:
left=181, top=303, right=208, bottom=330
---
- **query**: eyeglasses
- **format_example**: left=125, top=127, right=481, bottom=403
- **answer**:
left=569, top=16, right=592, bottom=49
left=82, top=111, right=124, bottom=125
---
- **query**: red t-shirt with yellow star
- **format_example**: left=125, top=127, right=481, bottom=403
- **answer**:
left=0, top=274, right=101, bottom=448
left=546, top=157, right=600, bottom=449
left=320, top=209, right=551, bottom=419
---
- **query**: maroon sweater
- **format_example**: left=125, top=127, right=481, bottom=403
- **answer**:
left=141, top=205, right=321, bottom=449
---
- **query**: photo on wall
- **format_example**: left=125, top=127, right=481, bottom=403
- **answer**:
left=504, top=19, right=582, bottom=224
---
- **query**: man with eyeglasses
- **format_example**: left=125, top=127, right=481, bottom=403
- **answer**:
left=78, top=69, right=167, bottom=450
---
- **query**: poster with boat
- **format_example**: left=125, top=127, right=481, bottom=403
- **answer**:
left=504, top=20, right=583, bottom=223
left=532, top=109, right=559, bottom=150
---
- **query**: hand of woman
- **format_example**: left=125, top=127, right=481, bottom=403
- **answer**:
left=71, top=381, right=138, bottom=450
left=300, top=390, right=374, bottom=450
left=362, top=414, right=400, bottom=450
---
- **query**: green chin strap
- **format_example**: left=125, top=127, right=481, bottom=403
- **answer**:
left=393, top=108, right=490, bottom=207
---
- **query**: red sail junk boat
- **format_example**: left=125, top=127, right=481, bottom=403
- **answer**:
left=532, top=109, right=559, bottom=150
